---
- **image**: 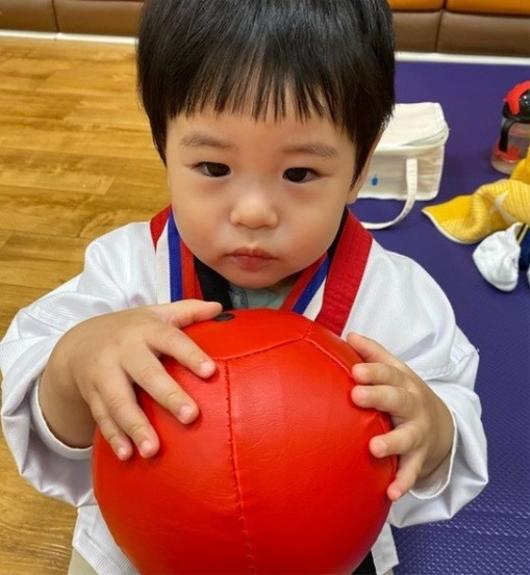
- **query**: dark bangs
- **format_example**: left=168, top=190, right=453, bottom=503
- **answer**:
left=138, top=0, right=395, bottom=181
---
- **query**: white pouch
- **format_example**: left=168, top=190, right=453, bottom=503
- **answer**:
left=359, top=102, right=449, bottom=230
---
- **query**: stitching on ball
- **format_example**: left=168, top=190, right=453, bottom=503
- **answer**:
left=210, top=323, right=313, bottom=361
left=224, top=361, right=258, bottom=572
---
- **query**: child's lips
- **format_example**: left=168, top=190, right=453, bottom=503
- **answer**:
left=232, top=247, right=274, bottom=258
left=229, top=248, right=276, bottom=271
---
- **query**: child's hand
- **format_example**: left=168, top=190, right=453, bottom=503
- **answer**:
left=347, top=333, right=454, bottom=502
left=40, top=300, right=222, bottom=460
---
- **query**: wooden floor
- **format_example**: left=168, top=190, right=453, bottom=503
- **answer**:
left=0, top=37, right=169, bottom=574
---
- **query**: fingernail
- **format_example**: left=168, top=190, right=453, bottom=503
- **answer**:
left=372, top=438, right=387, bottom=457
left=352, top=365, right=366, bottom=380
left=177, top=403, right=196, bottom=424
left=353, top=387, right=368, bottom=404
left=355, top=387, right=367, bottom=399
left=199, top=360, right=215, bottom=378
left=139, top=440, right=153, bottom=458
left=116, top=446, right=129, bottom=460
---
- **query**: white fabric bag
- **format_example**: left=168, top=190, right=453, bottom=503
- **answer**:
left=359, top=102, right=449, bottom=230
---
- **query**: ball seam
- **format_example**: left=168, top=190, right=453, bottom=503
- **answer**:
left=224, top=361, right=258, bottom=573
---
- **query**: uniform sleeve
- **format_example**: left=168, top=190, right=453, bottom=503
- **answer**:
left=389, top=326, right=488, bottom=527
left=0, top=223, right=154, bottom=507
left=348, top=244, right=488, bottom=528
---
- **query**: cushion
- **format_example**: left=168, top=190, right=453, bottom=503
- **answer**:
left=446, top=0, right=530, bottom=17
left=388, top=0, right=444, bottom=10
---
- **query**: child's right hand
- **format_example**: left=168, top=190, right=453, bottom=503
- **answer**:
left=39, top=299, right=222, bottom=460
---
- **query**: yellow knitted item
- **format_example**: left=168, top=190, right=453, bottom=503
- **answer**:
left=423, top=150, right=530, bottom=243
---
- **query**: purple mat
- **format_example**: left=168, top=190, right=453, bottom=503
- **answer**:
left=353, top=60, right=530, bottom=574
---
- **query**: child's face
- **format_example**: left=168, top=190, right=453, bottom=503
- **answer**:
left=165, top=102, right=362, bottom=290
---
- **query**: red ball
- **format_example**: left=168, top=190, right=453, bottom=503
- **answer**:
left=93, top=309, right=396, bottom=574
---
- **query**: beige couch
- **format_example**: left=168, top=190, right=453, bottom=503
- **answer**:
left=0, top=0, right=529, bottom=57
left=390, top=0, right=530, bottom=56
left=0, top=0, right=143, bottom=37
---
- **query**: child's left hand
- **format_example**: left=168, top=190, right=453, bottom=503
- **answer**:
left=347, top=332, right=454, bottom=502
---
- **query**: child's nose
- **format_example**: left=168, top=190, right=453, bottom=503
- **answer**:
left=229, top=189, right=279, bottom=230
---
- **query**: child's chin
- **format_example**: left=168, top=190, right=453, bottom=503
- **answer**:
left=233, top=273, right=298, bottom=293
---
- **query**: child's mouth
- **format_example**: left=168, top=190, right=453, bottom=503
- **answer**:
left=229, top=248, right=275, bottom=271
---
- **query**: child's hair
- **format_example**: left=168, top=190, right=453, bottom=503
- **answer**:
left=137, top=0, right=395, bottom=183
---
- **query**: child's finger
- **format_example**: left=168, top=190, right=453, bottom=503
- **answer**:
left=155, top=299, right=223, bottom=329
left=352, top=361, right=407, bottom=387
left=351, top=383, right=415, bottom=419
left=346, top=332, right=402, bottom=368
left=90, top=393, right=133, bottom=460
left=152, top=323, right=217, bottom=379
left=98, top=375, right=160, bottom=458
left=125, top=350, right=200, bottom=425
left=368, top=425, right=421, bottom=458
left=386, top=452, right=423, bottom=501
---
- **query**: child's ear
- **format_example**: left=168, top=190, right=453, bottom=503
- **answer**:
left=346, top=132, right=383, bottom=204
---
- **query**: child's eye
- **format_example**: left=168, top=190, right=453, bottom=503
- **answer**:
left=283, top=167, right=317, bottom=183
left=197, top=162, right=231, bottom=178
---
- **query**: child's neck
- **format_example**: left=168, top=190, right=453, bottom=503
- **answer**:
left=229, top=273, right=299, bottom=310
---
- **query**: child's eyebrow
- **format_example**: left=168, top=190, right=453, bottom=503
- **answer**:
left=180, top=132, right=234, bottom=150
left=282, top=143, right=338, bottom=159
left=180, top=131, right=337, bottom=159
